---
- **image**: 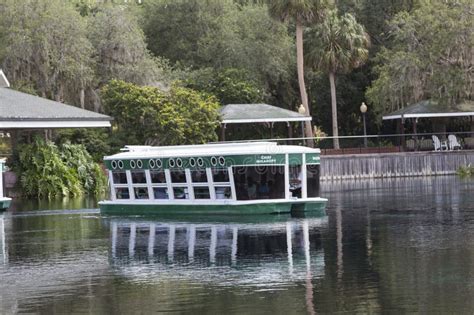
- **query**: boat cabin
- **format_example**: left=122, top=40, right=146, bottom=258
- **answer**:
left=100, top=142, right=326, bottom=215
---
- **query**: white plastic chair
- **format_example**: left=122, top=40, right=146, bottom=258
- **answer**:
left=448, top=134, right=462, bottom=150
left=432, top=135, right=448, bottom=151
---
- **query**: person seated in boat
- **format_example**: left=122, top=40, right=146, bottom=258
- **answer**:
left=135, top=188, right=148, bottom=199
left=247, top=177, right=257, bottom=199
left=290, top=170, right=302, bottom=198
left=215, top=187, right=231, bottom=199
left=154, top=188, right=168, bottom=199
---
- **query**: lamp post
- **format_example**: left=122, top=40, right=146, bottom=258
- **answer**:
left=298, top=104, right=306, bottom=145
left=360, top=102, right=368, bottom=148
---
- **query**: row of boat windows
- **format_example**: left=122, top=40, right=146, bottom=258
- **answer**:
left=112, top=168, right=231, bottom=200
left=112, top=169, right=230, bottom=185
left=111, top=165, right=320, bottom=200
left=115, top=186, right=232, bottom=200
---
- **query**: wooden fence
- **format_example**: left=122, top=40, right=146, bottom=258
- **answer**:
left=321, top=150, right=474, bottom=181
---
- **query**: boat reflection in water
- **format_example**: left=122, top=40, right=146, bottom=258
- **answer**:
left=0, top=213, right=6, bottom=266
left=107, top=213, right=327, bottom=312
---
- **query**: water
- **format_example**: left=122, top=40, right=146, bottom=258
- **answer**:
left=1, top=176, right=474, bottom=314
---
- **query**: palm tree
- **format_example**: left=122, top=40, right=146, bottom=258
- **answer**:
left=267, top=0, right=330, bottom=147
left=306, top=10, right=369, bottom=149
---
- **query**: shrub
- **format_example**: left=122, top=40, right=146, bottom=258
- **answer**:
left=16, top=138, right=107, bottom=199
left=457, top=164, right=474, bottom=177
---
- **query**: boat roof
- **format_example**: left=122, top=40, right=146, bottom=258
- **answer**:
left=104, top=142, right=320, bottom=160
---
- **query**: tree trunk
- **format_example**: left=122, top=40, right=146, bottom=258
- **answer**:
left=296, top=18, right=314, bottom=148
left=80, top=88, right=85, bottom=109
left=329, top=71, right=339, bottom=149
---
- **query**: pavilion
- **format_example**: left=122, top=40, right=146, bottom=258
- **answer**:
left=219, top=103, right=311, bottom=141
left=0, top=70, right=111, bottom=151
left=382, top=99, right=474, bottom=149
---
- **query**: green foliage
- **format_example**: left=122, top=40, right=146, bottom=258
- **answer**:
left=2, top=0, right=470, bottom=143
left=306, top=10, right=370, bottom=75
left=142, top=1, right=294, bottom=91
left=55, top=129, right=111, bottom=162
left=101, top=80, right=220, bottom=146
left=0, top=0, right=167, bottom=111
left=367, top=0, right=474, bottom=113
left=86, top=5, right=163, bottom=87
left=306, top=9, right=369, bottom=148
left=16, top=138, right=107, bottom=199
left=0, top=0, right=94, bottom=102
left=59, top=141, right=108, bottom=196
left=184, top=68, right=264, bottom=104
left=457, top=164, right=474, bottom=178
left=267, top=0, right=332, bottom=24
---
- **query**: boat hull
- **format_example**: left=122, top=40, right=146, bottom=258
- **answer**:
left=0, top=197, right=11, bottom=210
left=99, top=198, right=327, bottom=216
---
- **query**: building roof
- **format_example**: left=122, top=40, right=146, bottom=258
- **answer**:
left=105, top=142, right=320, bottom=160
left=0, top=87, right=112, bottom=129
left=220, top=103, right=312, bottom=124
left=383, top=100, right=474, bottom=120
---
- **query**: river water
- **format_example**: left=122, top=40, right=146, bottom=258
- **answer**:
left=1, top=176, right=473, bottom=314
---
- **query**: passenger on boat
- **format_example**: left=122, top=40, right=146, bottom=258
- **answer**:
left=247, top=178, right=257, bottom=199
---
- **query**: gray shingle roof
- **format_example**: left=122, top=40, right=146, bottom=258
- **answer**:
left=383, top=100, right=474, bottom=120
left=220, top=103, right=311, bottom=124
left=0, top=87, right=111, bottom=129
left=0, top=87, right=111, bottom=121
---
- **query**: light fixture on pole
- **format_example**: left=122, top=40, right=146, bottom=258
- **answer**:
left=298, top=104, right=306, bottom=145
left=360, top=102, right=368, bottom=148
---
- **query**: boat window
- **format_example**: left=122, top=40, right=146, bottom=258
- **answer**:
left=215, top=186, right=231, bottom=199
left=170, top=170, right=187, bottom=183
left=173, top=187, right=190, bottom=199
left=233, top=166, right=285, bottom=200
left=115, top=188, right=130, bottom=199
left=150, top=171, right=166, bottom=184
left=289, top=165, right=302, bottom=198
left=191, top=169, right=208, bottom=183
left=306, top=165, right=320, bottom=197
left=153, top=187, right=169, bottom=199
left=112, top=171, right=127, bottom=184
left=134, top=187, right=148, bottom=199
left=131, top=170, right=147, bottom=184
left=212, top=168, right=229, bottom=183
left=193, top=187, right=210, bottom=199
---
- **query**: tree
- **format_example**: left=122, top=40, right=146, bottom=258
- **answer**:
left=142, top=1, right=294, bottom=100
left=366, top=0, right=474, bottom=114
left=101, top=80, right=220, bottom=146
left=0, top=0, right=94, bottom=104
left=87, top=6, right=162, bottom=87
left=142, top=0, right=232, bottom=67
left=184, top=68, right=264, bottom=105
left=267, top=0, right=331, bottom=147
left=0, top=1, right=167, bottom=112
left=306, top=10, right=369, bottom=149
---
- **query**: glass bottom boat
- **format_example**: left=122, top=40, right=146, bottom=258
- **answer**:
left=99, top=142, right=327, bottom=215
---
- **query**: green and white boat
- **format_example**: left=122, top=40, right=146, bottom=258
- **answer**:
left=99, top=142, right=327, bottom=215
left=0, top=159, right=11, bottom=211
